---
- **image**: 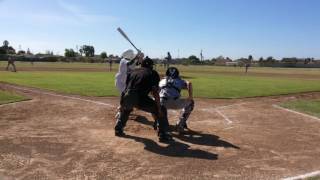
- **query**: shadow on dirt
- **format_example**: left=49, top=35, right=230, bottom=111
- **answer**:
left=133, top=115, right=239, bottom=149
left=130, top=115, right=239, bottom=159
left=123, top=134, right=218, bottom=160
left=173, top=130, right=240, bottom=149
left=132, top=114, right=175, bottom=130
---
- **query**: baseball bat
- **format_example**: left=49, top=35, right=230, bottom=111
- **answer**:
left=117, top=27, right=140, bottom=52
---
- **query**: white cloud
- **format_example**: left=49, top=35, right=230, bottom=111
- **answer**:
left=0, top=0, right=117, bottom=26
left=0, top=12, right=78, bottom=26
left=57, top=0, right=118, bottom=24
left=0, top=0, right=119, bottom=55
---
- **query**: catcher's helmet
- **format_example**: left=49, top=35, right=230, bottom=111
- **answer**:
left=166, top=67, right=180, bottom=78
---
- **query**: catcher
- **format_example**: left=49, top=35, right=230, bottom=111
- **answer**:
left=158, top=67, right=194, bottom=133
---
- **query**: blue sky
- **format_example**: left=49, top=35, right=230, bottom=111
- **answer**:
left=0, top=0, right=319, bottom=59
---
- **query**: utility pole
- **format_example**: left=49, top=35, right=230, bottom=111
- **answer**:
left=200, top=49, right=204, bottom=61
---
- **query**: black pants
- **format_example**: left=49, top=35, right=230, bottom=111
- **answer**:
left=115, top=91, right=169, bottom=134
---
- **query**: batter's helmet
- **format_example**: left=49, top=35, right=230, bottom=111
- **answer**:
left=166, top=67, right=180, bottom=79
left=122, top=49, right=136, bottom=60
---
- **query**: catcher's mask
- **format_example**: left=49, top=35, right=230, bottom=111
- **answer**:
left=166, top=67, right=180, bottom=79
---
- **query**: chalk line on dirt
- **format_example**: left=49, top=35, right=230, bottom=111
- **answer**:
left=215, top=109, right=233, bottom=124
left=273, top=104, right=320, bottom=122
left=282, top=170, right=320, bottom=180
left=2, top=84, right=115, bottom=108
left=215, top=102, right=247, bottom=110
left=200, top=103, right=246, bottom=124
left=200, top=102, right=247, bottom=112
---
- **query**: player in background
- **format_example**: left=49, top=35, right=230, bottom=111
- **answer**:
left=6, top=56, right=17, bottom=72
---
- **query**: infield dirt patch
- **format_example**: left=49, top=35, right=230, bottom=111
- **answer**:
left=0, top=83, right=320, bottom=179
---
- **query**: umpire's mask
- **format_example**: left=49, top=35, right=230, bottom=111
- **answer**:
left=141, top=56, right=154, bottom=70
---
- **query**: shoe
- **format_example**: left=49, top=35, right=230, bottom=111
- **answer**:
left=176, top=125, right=184, bottom=134
left=158, top=132, right=173, bottom=142
left=183, top=123, right=188, bottom=129
left=115, top=130, right=125, bottom=137
left=176, top=122, right=187, bottom=134
left=115, top=112, right=120, bottom=119
left=153, top=121, right=158, bottom=130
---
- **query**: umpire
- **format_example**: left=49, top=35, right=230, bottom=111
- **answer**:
left=115, top=57, right=173, bottom=142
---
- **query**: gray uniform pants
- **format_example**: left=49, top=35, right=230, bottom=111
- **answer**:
left=160, top=97, right=194, bottom=127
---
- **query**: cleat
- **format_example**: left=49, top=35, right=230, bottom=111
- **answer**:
left=115, top=130, right=125, bottom=137
left=115, top=112, right=120, bottom=119
left=176, top=122, right=187, bottom=134
left=158, top=132, right=173, bottom=142
left=183, top=123, right=188, bottom=129
left=153, top=121, right=158, bottom=130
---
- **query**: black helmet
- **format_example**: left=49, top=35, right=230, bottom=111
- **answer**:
left=166, top=67, right=179, bottom=78
left=141, top=56, right=154, bottom=69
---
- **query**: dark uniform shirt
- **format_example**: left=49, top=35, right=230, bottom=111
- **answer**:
left=126, top=67, right=160, bottom=96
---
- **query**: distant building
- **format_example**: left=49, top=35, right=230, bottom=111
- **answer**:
left=226, top=61, right=239, bottom=66
left=214, top=56, right=232, bottom=65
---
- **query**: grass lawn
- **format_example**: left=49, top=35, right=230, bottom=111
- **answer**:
left=281, top=100, right=320, bottom=118
left=0, top=71, right=118, bottom=97
left=188, top=73, right=320, bottom=98
left=0, top=61, right=109, bottom=69
left=307, top=176, right=320, bottom=180
left=2, top=61, right=320, bottom=77
left=1, top=71, right=320, bottom=98
left=0, top=90, right=28, bottom=105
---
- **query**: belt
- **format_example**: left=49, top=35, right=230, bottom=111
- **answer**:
left=161, top=97, right=179, bottom=100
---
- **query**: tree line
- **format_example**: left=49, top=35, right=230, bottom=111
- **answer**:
left=1, top=40, right=318, bottom=66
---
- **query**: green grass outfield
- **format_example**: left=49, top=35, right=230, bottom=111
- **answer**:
left=0, top=90, right=27, bottom=105
left=1, top=70, right=320, bottom=98
left=2, top=61, right=320, bottom=76
left=281, top=100, right=320, bottom=118
left=307, top=176, right=320, bottom=180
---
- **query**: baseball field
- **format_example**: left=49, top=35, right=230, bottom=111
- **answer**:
left=0, top=90, right=27, bottom=105
left=1, top=61, right=320, bottom=179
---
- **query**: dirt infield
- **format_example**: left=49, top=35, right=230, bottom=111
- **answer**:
left=1, top=83, right=320, bottom=179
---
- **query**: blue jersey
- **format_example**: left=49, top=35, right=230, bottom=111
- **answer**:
left=159, top=77, right=187, bottom=99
